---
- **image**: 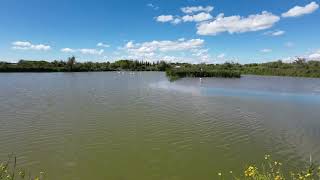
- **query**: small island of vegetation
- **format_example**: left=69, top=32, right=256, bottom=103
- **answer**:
left=0, top=57, right=320, bottom=80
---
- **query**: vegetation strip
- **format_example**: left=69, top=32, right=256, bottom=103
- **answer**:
left=1, top=57, right=320, bottom=79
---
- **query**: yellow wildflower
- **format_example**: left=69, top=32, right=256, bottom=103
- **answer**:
left=245, top=166, right=257, bottom=177
left=305, top=173, right=311, bottom=177
left=274, top=175, right=283, bottom=180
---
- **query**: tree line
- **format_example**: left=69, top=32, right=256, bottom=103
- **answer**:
left=0, top=57, right=170, bottom=72
left=0, top=57, right=319, bottom=78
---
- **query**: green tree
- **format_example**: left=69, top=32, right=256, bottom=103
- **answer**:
left=67, top=56, right=76, bottom=71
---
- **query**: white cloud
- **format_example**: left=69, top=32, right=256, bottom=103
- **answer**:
left=125, top=39, right=204, bottom=53
left=308, top=49, right=320, bottom=60
left=97, top=42, right=110, bottom=48
left=197, top=11, right=280, bottom=36
left=217, top=53, right=226, bottom=58
left=182, top=12, right=213, bottom=22
left=191, top=49, right=211, bottom=63
left=12, top=41, right=51, bottom=51
left=61, top=48, right=104, bottom=55
left=172, top=18, right=182, bottom=24
left=282, top=1, right=319, bottom=18
left=61, top=48, right=75, bottom=53
left=125, top=41, right=135, bottom=48
left=156, top=15, right=174, bottom=22
left=147, top=3, right=159, bottom=10
left=79, top=49, right=104, bottom=55
left=156, top=15, right=182, bottom=24
left=181, top=6, right=214, bottom=14
left=122, top=39, right=209, bottom=63
left=260, top=49, right=272, bottom=53
left=271, top=30, right=285, bottom=36
left=264, top=30, right=285, bottom=36
left=12, top=41, right=32, bottom=47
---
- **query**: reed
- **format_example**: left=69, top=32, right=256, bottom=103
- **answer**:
left=166, top=68, right=241, bottom=81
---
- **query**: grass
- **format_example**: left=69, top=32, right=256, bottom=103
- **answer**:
left=0, top=155, right=45, bottom=180
left=218, top=155, right=320, bottom=180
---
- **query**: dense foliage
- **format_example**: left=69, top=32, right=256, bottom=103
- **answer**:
left=0, top=58, right=170, bottom=72
left=1, top=57, right=320, bottom=79
left=166, top=67, right=241, bottom=81
left=240, top=59, right=320, bottom=78
left=166, top=59, right=320, bottom=80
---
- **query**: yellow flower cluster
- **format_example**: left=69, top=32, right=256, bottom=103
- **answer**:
left=245, top=166, right=258, bottom=177
left=274, top=175, right=283, bottom=180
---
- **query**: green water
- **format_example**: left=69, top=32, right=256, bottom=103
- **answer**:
left=1, top=72, right=320, bottom=180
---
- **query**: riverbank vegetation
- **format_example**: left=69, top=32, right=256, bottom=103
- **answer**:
left=0, top=155, right=45, bottom=180
left=0, top=57, right=170, bottom=72
left=1, top=57, right=320, bottom=79
left=218, top=155, right=320, bottom=180
left=2, top=154, right=319, bottom=180
left=165, top=66, right=241, bottom=81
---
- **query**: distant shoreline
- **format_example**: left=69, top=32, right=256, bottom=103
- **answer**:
left=1, top=58, right=320, bottom=79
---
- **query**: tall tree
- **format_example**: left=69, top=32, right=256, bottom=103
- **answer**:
left=67, top=56, right=76, bottom=71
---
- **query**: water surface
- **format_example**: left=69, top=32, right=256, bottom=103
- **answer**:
left=1, top=72, right=320, bottom=180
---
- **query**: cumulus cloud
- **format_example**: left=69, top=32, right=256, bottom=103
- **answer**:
left=122, top=39, right=209, bottom=63
left=61, top=48, right=104, bottom=55
left=282, top=1, right=319, bottom=18
left=171, top=18, right=182, bottom=24
left=156, top=15, right=182, bottom=24
left=260, top=49, right=272, bottom=53
left=97, top=42, right=110, bottom=48
left=308, top=49, right=320, bottom=60
left=182, top=12, right=213, bottom=22
left=181, top=6, right=214, bottom=14
left=12, top=41, right=51, bottom=51
left=80, top=49, right=104, bottom=55
left=125, top=39, right=204, bottom=53
left=197, top=11, right=280, bottom=36
left=156, top=15, right=174, bottom=22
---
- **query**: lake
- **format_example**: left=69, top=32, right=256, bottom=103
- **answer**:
left=1, top=72, right=320, bottom=180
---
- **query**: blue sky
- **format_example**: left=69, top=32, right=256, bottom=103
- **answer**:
left=0, top=0, right=319, bottom=64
